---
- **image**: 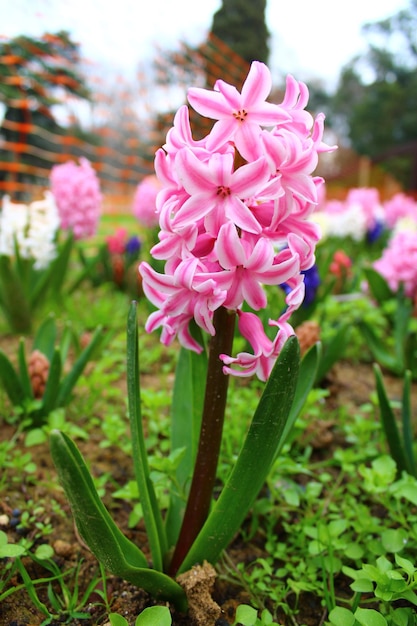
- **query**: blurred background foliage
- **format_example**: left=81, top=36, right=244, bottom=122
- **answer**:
left=1, top=0, right=416, bottom=207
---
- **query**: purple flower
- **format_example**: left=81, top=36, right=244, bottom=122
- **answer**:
left=125, top=236, right=141, bottom=256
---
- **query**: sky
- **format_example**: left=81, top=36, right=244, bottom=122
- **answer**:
left=0, top=0, right=410, bottom=90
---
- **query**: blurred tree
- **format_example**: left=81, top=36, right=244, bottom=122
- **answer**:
left=210, top=0, right=270, bottom=65
left=332, top=0, right=417, bottom=189
left=0, top=31, right=91, bottom=198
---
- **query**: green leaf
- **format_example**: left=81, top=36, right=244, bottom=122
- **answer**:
left=0, top=255, right=32, bottom=333
left=350, top=578, right=374, bottom=593
left=56, top=324, right=103, bottom=407
left=363, top=266, right=394, bottom=304
left=109, top=614, right=129, bottom=626
left=374, top=364, right=409, bottom=475
left=328, top=606, right=356, bottom=626
left=126, top=302, right=167, bottom=571
left=316, top=324, right=350, bottom=383
left=34, top=544, right=54, bottom=560
left=395, top=553, right=416, bottom=576
left=0, top=350, right=26, bottom=406
left=30, top=232, right=74, bottom=309
left=401, top=370, right=416, bottom=476
left=234, top=604, right=258, bottom=626
left=381, top=528, right=408, bottom=553
left=17, top=339, right=33, bottom=399
left=135, top=606, right=172, bottom=626
left=0, top=543, right=26, bottom=558
left=275, top=341, right=321, bottom=459
left=32, top=314, right=57, bottom=362
left=360, top=324, right=401, bottom=374
left=354, top=607, right=387, bottom=626
left=37, top=348, right=62, bottom=421
left=166, top=327, right=207, bottom=547
left=392, top=288, right=413, bottom=367
left=49, top=430, right=187, bottom=611
left=177, top=336, right=300, bottom=573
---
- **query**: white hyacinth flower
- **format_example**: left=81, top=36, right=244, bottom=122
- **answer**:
left=0, top=193, right=59, bottom=269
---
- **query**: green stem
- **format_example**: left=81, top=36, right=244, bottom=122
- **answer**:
left=168, top=306, right=235, bottom=575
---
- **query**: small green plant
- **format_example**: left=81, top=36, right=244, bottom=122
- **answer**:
left=0, top=314, right=103, bottom=426
left=329, top=554, right=417, bottom=626
left=233, top=603, right=280, bottom=625
left=108, top=606, right=172, bottom=626
left=0, top=530, right=107, bottom=623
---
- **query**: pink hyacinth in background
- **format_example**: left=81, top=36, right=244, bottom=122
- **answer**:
left=50, top=157, right=102, bottom=239
left=374, top=230, right=417, bottom=300
left=139, top=61, right=336, bottom=381
left=132, top=175, right=162, bottom=229
left=382, top=192, right=417, bottom=229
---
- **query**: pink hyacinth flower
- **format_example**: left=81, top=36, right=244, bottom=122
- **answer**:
left=50, top=157, right=102, bottom=240
left=139, top=60, right=335, bottom=381
left=374, top=230, right=417, bottom=299
left=220, top=311, right=295, bottom=381
left=187, top=61, right=291, bottom=161
left=132, top=175, right=162, bottom=229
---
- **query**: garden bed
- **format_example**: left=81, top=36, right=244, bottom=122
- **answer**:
left=1, top=300, right=416, bottom=626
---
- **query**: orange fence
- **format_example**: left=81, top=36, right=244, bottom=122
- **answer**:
left=0, top=33, right=252, bottom=205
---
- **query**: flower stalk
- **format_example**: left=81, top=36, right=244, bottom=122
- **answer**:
left=169, top=306, right=235, bottom=575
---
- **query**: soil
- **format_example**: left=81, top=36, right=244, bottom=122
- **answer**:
left=0, top=357, right=415, bottom=626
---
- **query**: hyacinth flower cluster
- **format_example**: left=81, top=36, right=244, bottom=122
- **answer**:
left=313, top=187, right=386, bottom=243
left=50, top=63, right=333, bottom=611
left=374, top=230, right=417, bottom=302
left=140, top=61, right=335, bottom=381
left=50, top=157, right=102, bottom=240
left=0, top=192, right=59, bottom=270
left=132, top=175, right=162, bottom=229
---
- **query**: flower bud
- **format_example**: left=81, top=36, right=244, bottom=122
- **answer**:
left=295, top=320, right=320, bottom=356
left=28, top=350, right=50, bottom=398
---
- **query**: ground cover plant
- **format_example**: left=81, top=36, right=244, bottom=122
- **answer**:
left=1, top=63, right=417, bottom=626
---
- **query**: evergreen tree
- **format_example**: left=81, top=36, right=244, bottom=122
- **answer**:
left=210, top=0, right=270, bottom=64
left=332, top=0, right=417, bottom=189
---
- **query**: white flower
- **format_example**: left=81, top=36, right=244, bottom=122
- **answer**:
left=0, top=193, right=59, bottom=269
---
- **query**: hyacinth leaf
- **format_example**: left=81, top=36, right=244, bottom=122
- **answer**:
left=32, top=314, right=57, bottom=362
left=59, top=322, right=75, bottom=364
left=126, top=302, right=167, bottom=571
left=49, top=431, right=187, bottom=611
left=360, top=323, right=402, bottom=375
left=363, top=266, right=394, bottom=305
left=374, top=364, right=409, bottom=476
left=401, top=370, right=416, bottom=477
left=315, top=324, right=351, bottom=383
left=176, top=335, right=300, bottom=573
left=274, top=341, right=321, bottom=459
left=55, top=325, right=104, bottom=408
left=30, top=233, right=74, bottom=310
left=166, top=327, right=208, bottom=547
left=38, top=348, right=62, bottom=419
left=49, top=232, right=74, bottom=295
left=0, top=255, right=32, bottom=333
left=18, top=339, right=34, bottom=400
left=393, top=289, right=413, bottom=369
left=0, top=350, right=26, bottom=405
